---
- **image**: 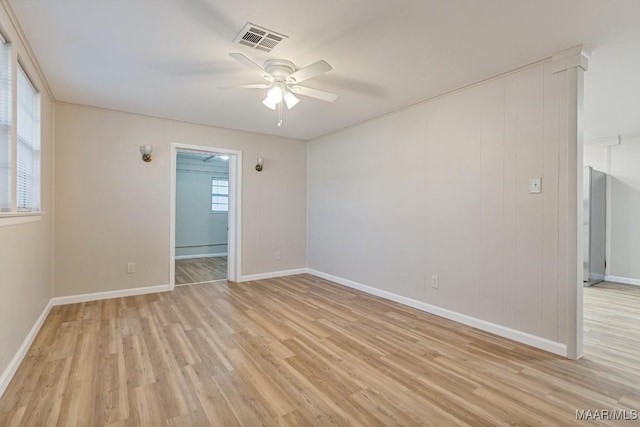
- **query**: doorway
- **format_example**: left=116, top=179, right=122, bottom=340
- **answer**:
left=169, top=143, right=242, bottom=289
left=582, top=136, right=640, bottom=368
left=580, top=31, right=640, bottom=365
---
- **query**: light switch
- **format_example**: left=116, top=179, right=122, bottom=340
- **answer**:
left=529, top=177, right=542, bottom=194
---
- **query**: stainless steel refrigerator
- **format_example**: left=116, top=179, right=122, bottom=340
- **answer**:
left=583, top=166, right=606, bottom=286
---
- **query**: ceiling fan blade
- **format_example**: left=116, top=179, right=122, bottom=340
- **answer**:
left=285, top=60, right=332, bottom=84
left=291, top=85, right=338, bottom=102
left=229, top=53, right=274, bottom=82
left=218, top=83, right=271, bottom=90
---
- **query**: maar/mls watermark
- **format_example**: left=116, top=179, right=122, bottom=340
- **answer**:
left=576, top=409, right=638, bottom=421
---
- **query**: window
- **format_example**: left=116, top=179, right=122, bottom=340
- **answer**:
left=17, top=65, right=40, bottom=211
left=211, top=178, right=228, bottom=212
left=0, top=32, right=41, bottom=218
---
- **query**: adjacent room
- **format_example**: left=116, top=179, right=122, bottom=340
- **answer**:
left=0, top=0, right=639, bottom=425
left=581, top=30, right=640, bottom=369
left=175, top=151, right=230, bottom=285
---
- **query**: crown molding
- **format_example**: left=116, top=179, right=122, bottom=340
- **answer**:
left=552, top=44, right=589, bottom=74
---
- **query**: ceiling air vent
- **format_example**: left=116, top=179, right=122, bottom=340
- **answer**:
left=233, top=22, right=288, bottom=53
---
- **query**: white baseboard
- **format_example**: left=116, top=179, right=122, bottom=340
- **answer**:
left=0, top=299, right=53, bottom=398
left=306, top=269, right=568, bottom=358
left=175, top=253, right=227, bottom=260
left=605, top=275, right=640, bottom=287
left=239, top=268, right=307, bottom=282
left=50, top=284, right=171, bottom=306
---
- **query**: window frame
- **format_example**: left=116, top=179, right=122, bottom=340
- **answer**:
left=0, top=32, right=43, bottom=227
left=0, top=31, right=12, bottom=214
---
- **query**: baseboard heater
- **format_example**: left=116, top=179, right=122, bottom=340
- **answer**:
left=175, top=243, right=226, bottom=249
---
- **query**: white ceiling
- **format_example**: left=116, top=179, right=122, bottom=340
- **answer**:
left=8, top=0, right=640, bottom=141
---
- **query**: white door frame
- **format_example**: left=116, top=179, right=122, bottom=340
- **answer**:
left=169, top=143, right=242, bottom=289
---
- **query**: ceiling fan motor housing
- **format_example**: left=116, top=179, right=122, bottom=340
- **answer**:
left=263, top=59, right=296, bottom=81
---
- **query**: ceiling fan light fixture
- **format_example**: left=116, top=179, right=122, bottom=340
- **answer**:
left=262, top=96, right=278, bottom=110
left=266, top=85, right=283, bottom=103
left=283, top=91, right=299, bottom=109
left=263, top=85, right=284, bottom=110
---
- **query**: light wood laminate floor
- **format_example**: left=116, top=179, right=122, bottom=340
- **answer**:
left=0, top=276, right=638, bottom=426
left=583, top=281, right=640, bottom=369
left=175, top=256, right=227, bottom=285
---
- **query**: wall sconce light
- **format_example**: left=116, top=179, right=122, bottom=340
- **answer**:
left=140, top=145, right=153, bottom=162
left=255, top=157, right=264, bottom=172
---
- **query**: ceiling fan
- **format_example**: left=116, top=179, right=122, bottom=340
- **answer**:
left=223, top=53, right=338, bottom=127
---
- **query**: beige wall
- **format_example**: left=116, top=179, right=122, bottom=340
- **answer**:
left=308, top=60, right=579, bottom=347
left=0, top=3, right=54, bottom=383
left=54, top=103, right=306, bottom=297
left=584, top=135, right=640, bottom=282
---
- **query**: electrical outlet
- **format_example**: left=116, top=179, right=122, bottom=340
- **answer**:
left=275, top=250, right=281, bottom=260
left=127, top=262, right=136, bottom=274
left=431, top=275, right=439, bottom=289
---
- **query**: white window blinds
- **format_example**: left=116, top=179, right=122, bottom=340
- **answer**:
left=0, top=35, right=11, bottom=212
left=16, top=64, right=40, bottom=211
